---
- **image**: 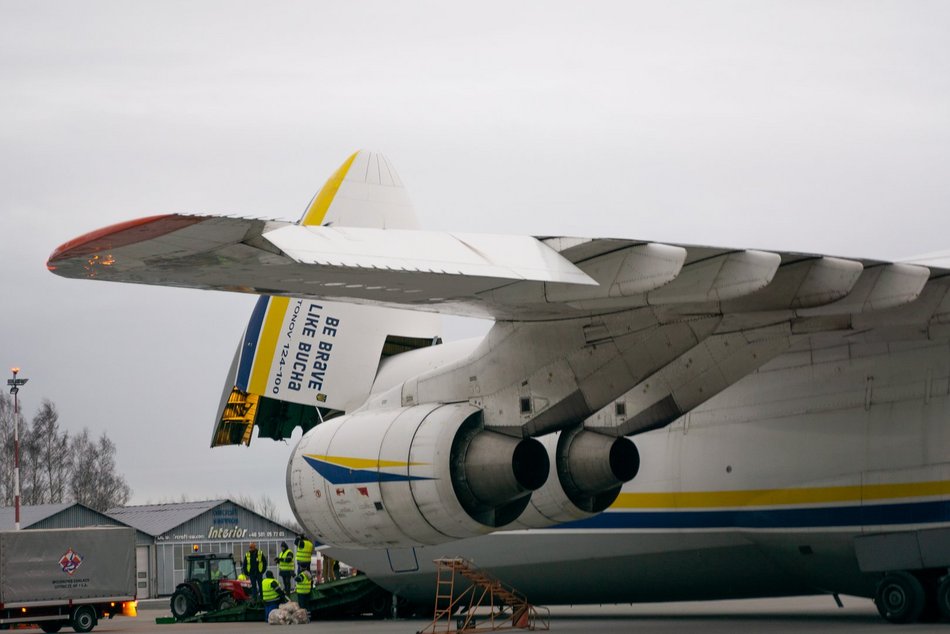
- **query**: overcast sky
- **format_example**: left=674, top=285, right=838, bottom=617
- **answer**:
left=2, top=1, right=949, bottom=524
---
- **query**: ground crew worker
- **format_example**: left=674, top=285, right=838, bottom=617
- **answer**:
left=242, top=542, right=267, bottom=600
left=261, top=570, right=285, bottom=621
left=294, top=569, right=313, bottom=608
left=295, top=534, right=314, bottom=574
left=278, top=541, right=295, bottom=594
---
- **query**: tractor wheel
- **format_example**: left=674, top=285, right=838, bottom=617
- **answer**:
left=70, top=606, right=97, bottom=633
left=216, top=595, right=237, bottom=611
left=170, top=588, right=198, bottom=620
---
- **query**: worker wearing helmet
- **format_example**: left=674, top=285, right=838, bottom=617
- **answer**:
left=242, top=542, right=267, bottom=600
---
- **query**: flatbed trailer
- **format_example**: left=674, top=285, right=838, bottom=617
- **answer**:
left=302, top=574, right=393, bottom=619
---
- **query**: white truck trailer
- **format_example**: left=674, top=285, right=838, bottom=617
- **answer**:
left=0, top=526, right=136, bottom=632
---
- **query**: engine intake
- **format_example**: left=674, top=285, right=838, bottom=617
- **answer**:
left=286, top=403, right=549, bottom=549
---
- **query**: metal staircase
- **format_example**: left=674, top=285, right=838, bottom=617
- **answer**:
left=419, top=557, right=549, bottom=632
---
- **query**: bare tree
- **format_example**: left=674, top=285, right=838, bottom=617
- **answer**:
left=234, top=493, right=258, bottom=513
left=231, top=493, right=290, bottom=526
left=69, top=428, right=132, bottom=511
left=20, top=430, right=43, bottom=504
left=32, top=401, right=71, bottom=503
left=256, top=494, right=280, bottom=524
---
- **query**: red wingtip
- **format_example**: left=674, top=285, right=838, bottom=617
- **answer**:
left=47, top=214, right=204, bottom=265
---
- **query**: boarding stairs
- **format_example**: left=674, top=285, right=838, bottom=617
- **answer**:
left=419, top=557, right=549, bottom=632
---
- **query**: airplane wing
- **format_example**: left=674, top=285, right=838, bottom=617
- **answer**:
left=48, top=210, right=950, bottom=448
left=48, top=212, right=947, bottom=323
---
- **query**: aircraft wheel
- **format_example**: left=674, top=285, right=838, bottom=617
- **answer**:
left=170, top=588, right=198, bottom=620
left=937, top=575, right=950, bottom=621
left=875, top=571, right=925, bottom=623
left=70, top=605, right=97, bottom=633
left=369, top=591, right=391, bottom=618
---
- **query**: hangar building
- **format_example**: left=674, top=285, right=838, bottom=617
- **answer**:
left=2, top=499, right=297, bottom=597
left=107, top=499, right=297, bottom=597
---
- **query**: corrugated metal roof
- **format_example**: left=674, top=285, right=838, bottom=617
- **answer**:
left=0, top=503, right=74, bottom=530
left=105, top=499, right=229, bottom=536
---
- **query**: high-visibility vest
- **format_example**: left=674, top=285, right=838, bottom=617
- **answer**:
left=278, top=548, right=295, bottom=572
left=244, top=549, right=265, bottom=574
left=296, top=539, right=313, bottom=563
left=262, top=578, right=280, bottom=602
left=295, top=572, right=312, bottom=595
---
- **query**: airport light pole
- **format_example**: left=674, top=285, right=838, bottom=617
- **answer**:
left=7, top=368, right=28, bottom=530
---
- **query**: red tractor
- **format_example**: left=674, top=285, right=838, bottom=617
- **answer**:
left=170, top=553, right=252, bottom=620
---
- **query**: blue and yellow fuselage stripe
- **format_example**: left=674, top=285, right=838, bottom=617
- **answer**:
left=303, top=454, right=432, bottom=485
left=613, top=480, right=950, bottom=510
left=561, top=479, right=950, bottom=530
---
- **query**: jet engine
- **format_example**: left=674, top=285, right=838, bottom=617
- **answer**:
left=515, top=426, right=640, bottom=528
left=286, top=402, right=549, bottom=549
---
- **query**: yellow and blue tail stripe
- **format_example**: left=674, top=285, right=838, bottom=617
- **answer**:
left=236, top=296, right=268, bottom=391
left=234, top=152, right=360, bottom=396
left=303, top=454, right=433, bottom=485
left=235, top=296, right=290, bottom=394
left=558, top=480, right=950, bottom=530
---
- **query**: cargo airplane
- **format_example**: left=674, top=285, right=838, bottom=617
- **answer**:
left=48, top=151, right=950, bottom=624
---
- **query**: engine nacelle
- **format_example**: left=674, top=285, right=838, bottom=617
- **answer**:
left=516, top=427, right=640, bottom=528
left=286, top=403, right=549, bottom=549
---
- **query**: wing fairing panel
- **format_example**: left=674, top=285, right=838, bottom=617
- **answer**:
left=262, top=224, right=596, bottom=285
left=801, top=263, right=931, bottom=316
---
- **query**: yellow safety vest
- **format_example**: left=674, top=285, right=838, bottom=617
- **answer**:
left=296, top=539, right=313, bottom=563
left=244, top=550, right=265, bottom=574
left=295, top=573, right=312, bottom=595
left=262, top=578, right=280, bottom=602
left=279, top=548, right=295, bottom=572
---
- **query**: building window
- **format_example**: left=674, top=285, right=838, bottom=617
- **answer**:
left=174, top=544, right=184, bottom=571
